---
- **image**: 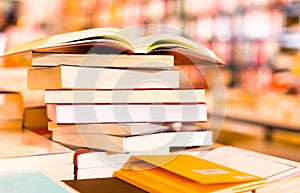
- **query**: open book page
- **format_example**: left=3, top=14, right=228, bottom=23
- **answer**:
left=136, top=34, right=213, bottom=56
left=3, top=27, right=224, bottom=64
left=3, top=27, right=137, bottom=56
left=191, top=146, right=300, bottom=182
left=39, top=27, right=135, bottom=49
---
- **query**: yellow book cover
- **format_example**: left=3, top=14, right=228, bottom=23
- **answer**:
left=114, top=154, right=267, bottom=193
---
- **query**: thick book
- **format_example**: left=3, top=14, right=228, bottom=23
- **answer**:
left=32, top=53, right=174, bottom=68
left=52, top=130, right=212, bottom=153
left=44, top=88, right=205, bottom=104
left=28, top=65, right=180, bottom=90
left=48, top=122, right=171, bottom=136
left=64, top=177, right=147, bottom=193
left=3, top=27, right=224, bottom=65
left=47, top=103, right=207, bottom=124
left=114, top=154, right=267, bottom=193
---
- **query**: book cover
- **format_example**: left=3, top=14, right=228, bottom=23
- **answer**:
left=0, top=172, right=78, bottom=193
left=114, top=154, right=267, bottom=193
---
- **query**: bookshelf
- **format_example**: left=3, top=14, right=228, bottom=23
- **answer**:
left=0, top=0, right=292, bottom=88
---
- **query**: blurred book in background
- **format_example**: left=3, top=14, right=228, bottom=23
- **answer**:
left=0, top=92, right=23, bottom=130
left=0, top=130, right=74, bottom=180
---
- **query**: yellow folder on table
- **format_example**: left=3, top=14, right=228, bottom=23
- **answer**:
left=114, top=154, right=267, bottom=193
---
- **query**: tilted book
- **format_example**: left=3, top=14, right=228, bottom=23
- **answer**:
left=28, top=65, right=180, bottom=90
left=52, top=130, right=212, bottom=154
left=48, top=122, right=171, bottom=136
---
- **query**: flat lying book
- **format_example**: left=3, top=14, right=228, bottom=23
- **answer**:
left=28, top=65, right=180, bottom=90
left=52, top=130, right=212, bottom=154
left=114, top=154, right=267, bottom=193
left=0, top=172, right=78, bottom=193
left=47, top=103, right=207, bottom=123
left=0, top=130, right=74, bottom=169
left=64, top=177, right=147, bottom=193
left=200, top=146, right=300, bottom=182
left=44, top=88, right=205, bottom=104
left=3, top=27, right=223, bottom=65
left=32, top=53, right=174, bottom=68
left=48, top=122, right=171, bottom=136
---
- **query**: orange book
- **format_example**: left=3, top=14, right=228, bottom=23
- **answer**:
left=114, top=154, right=267, bottom=193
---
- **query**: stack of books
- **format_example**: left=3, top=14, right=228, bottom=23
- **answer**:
left=2, top=27, right=223, bottom=179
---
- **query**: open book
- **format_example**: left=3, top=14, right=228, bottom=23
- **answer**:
left=3, top=27, right=224, bottom=65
